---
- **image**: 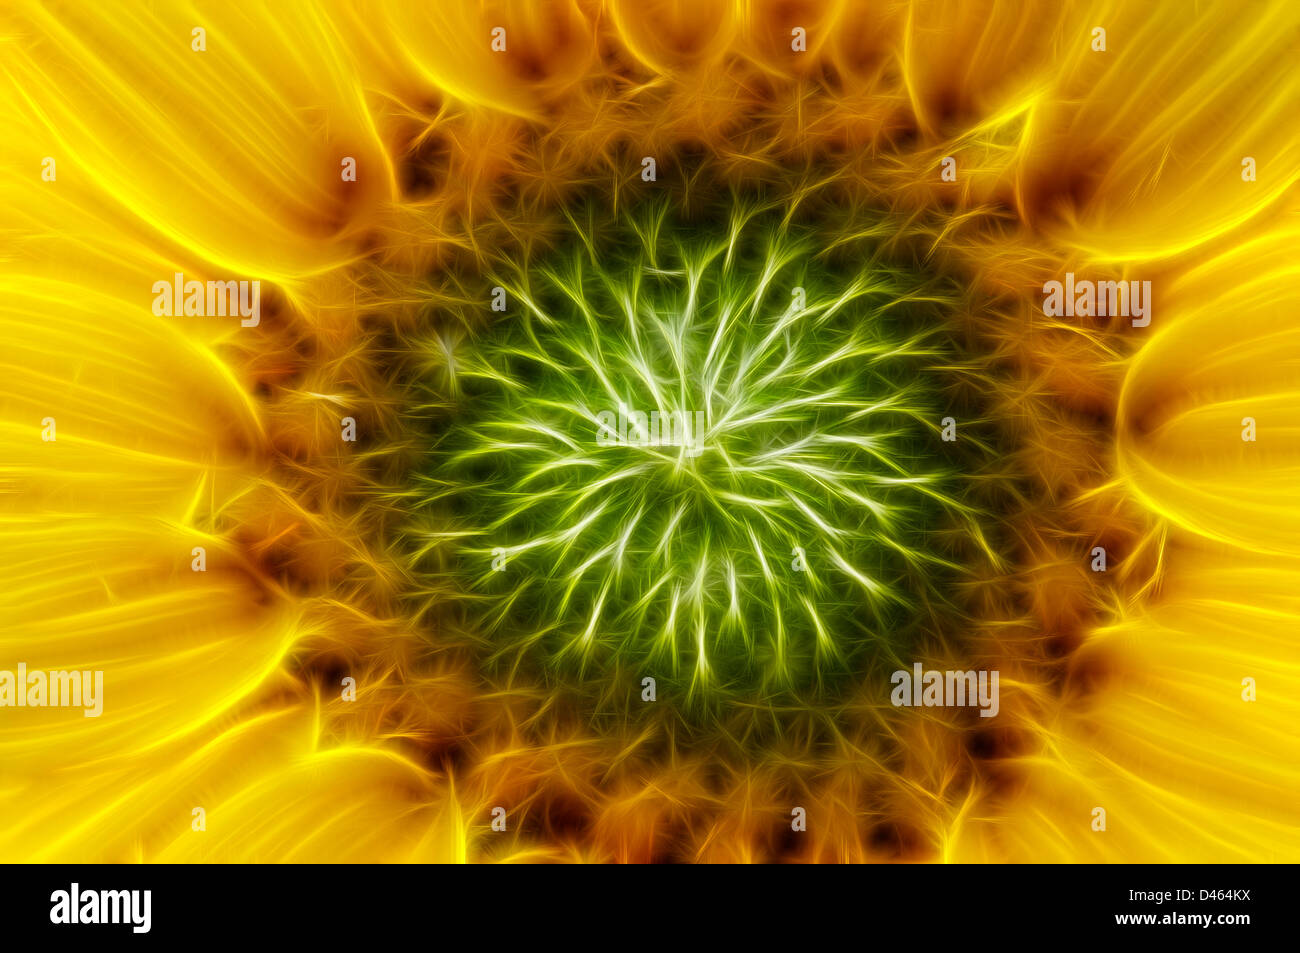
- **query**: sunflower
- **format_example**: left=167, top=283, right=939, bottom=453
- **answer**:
left=1, top=0, right=1296, bottom=863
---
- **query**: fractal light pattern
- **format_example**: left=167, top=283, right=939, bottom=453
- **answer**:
left=1, top=0, right=1297, bottom=863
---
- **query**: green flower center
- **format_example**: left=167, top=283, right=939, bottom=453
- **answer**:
left=405, top=191, right=997, bottom=710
